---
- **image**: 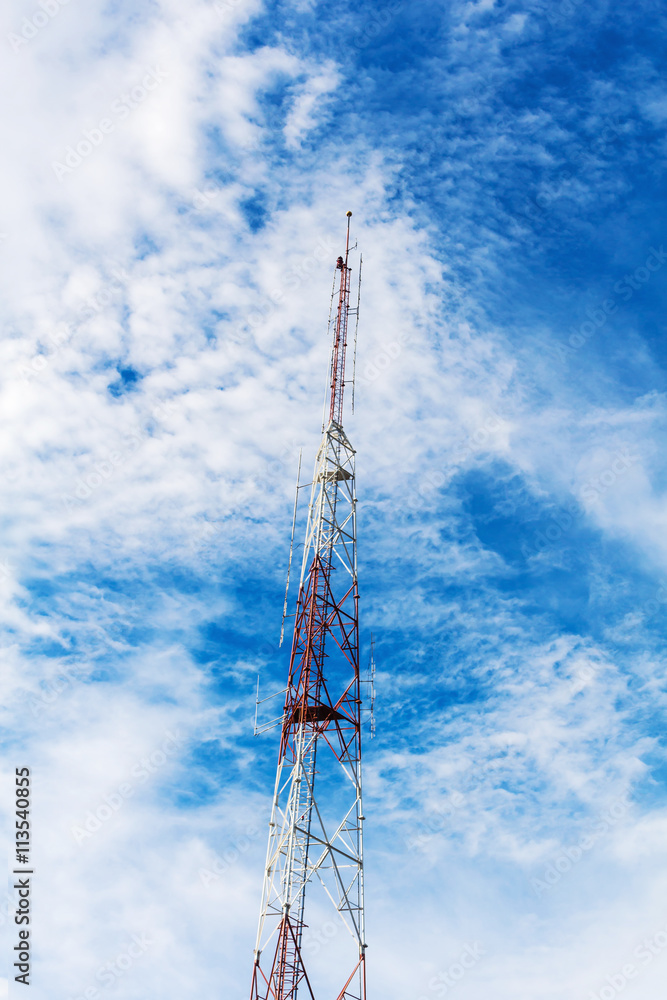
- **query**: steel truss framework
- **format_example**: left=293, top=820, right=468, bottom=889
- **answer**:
left=250, top=216, right=366, bottom=1000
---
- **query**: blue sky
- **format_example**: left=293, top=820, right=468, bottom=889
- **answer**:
left=1, top=0, right=667, bottom=997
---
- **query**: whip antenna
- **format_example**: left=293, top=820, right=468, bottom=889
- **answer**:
left=279, top=448, right=302, bottom=647
left=352, top=254, right=362, bottom=414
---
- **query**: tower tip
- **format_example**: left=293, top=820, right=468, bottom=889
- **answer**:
left=346, top=210, right=352, bottom=217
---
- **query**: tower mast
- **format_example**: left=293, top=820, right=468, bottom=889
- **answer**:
left=250, top=213, right=366, bottom=1000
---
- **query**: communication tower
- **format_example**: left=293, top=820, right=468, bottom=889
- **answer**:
left=250, top=213, right=366, bottom=1000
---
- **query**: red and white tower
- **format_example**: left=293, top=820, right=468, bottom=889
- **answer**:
left=250, top=213, right=366, bottom=1000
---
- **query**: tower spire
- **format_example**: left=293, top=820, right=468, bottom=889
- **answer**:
left=328, top=211, right=353, bottom=427
left=250, top=215, right=366, bottom=1000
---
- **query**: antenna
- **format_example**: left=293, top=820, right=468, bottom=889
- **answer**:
left=326, top=263, right=337, bottom=338
left=254, top=682, right=290, bottom=736
left=369, top=634, right=376, bottom=739
left=279, top=448, right=302, bottom=647
left=351, top=254, right=362, bottom=415
left=322, top=267, right=338, bottom=431
left=253, top=674, right=260, bottom=736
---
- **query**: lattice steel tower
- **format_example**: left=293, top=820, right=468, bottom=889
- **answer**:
left=250, top=213, right=366, bottom=1000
